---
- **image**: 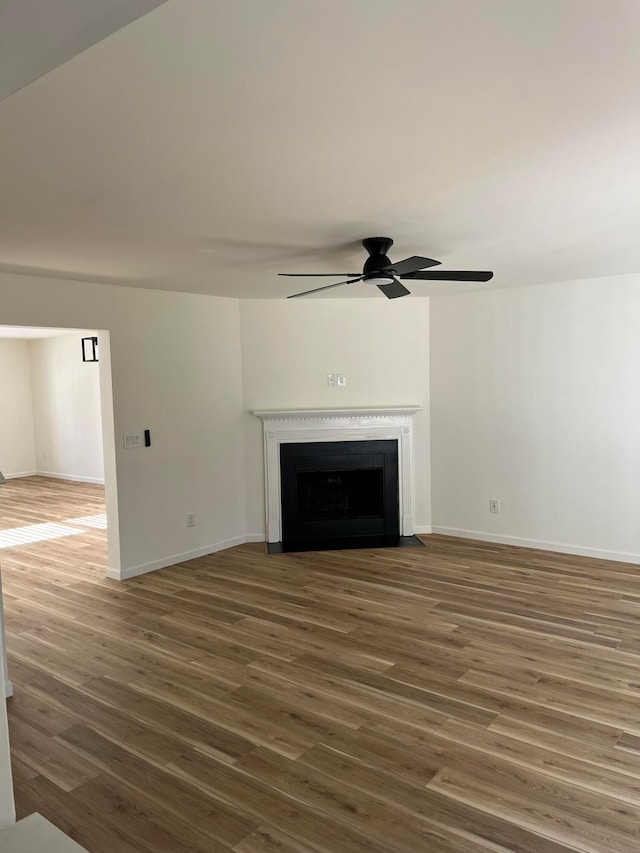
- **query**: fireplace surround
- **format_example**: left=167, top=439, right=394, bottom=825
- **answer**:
left=254, top=407, right=421, bottom=549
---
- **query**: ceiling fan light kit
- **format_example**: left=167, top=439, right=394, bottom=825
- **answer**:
left=280, top=237, right=493, bottom=299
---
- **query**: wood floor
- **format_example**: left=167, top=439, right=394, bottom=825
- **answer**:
left=2, top=477, right=640, bottom=851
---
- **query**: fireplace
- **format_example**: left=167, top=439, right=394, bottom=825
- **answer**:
left=280, top=440, right=399, bottom=550
left=254, top=407, right=422, bottom=551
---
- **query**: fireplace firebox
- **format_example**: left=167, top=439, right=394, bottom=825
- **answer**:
left=280, top=440, right=399, bottom=551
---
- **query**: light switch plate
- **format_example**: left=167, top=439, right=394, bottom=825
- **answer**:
left=123, top=432, right=142, bottom=449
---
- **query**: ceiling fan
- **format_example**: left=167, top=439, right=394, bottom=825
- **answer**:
left=279, top=237, right=493, bottom=299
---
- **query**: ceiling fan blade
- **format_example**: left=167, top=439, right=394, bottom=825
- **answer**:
left=278, top=273, right=360, bottom=277
left=402, top=270, right=493, bottom=282
left=287, top=276, right=365, bottom=298
left=381, top=255, right=441, bottom=276
left=377, top=279, right=411, bottom=299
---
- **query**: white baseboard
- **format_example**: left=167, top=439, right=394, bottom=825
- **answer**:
left=413, top=524, right=432, bottom=535
left=36, top=471, right=105, bottom=485
left=430, top=526, right=640, bottom=565
left=3, top=471, right=37, bottom=479
left=4, top=680, right=13, bottom=699
left=108, top=534, right=265, bottom=581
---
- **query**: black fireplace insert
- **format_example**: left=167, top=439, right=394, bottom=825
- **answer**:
left=279, top=440, right=400, bottom=551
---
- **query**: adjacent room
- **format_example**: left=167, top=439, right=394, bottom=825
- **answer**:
left=1, top=1, right=639, bottom=851
left=0, top=328, right=107, bottom=553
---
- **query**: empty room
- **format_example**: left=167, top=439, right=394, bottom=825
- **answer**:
left=1, top=1, right=640, bottom=851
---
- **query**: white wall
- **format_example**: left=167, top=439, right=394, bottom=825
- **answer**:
left=430, top=273, right=640, bottom=561
left=30, top=333, right=104, bottom=483
left=240, top=298, right=431, bottom=536
left=7, top=265, right=640, bottom=567
left=0, top=340, right=36, bottom=478
left=0, top=271, right=247, bottom=578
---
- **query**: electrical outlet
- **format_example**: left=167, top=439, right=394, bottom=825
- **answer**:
left=337, top=373, right=346, bottom=387
left=489, top=499, right=500, bottom=514
left=327, top=373, right=336, bottom=386
left=186, top=513, right=196, bottom=528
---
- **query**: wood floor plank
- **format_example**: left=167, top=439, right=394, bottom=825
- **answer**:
left=435, top=718, right=640, bottom=806
left=4, top=685, right=78, bottom=737
left=428, top=762, right=640, bottom=853
left=8, top=755, right=40, bottom=783
left=23, top=674, right=204, bottom=767
left=293, top=742, right=572, bottom=853
left=70, top=775, right=235, bottom=853
left=80, top=676, right=257, bottom=763
left=168, top=747, right=398, bottom=853
left=14, top=775, right=152, bottom=853
left=237, top=745, right=541, bottom=853
left=4, top=476, right=640, bottom=851
left=56, top=724, right=258, bottom=846
left=128, top=672, right=313, bottom=759
left=7, top=716, right=101, bottom=792
left=233, top=826, right=324, bottom=853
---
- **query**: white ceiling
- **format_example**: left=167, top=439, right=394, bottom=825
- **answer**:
left=0, top=326, right=79, bottom=339
left=0, top=0, right=168, bottom=101
left=0, top=0, right=639, bottom=299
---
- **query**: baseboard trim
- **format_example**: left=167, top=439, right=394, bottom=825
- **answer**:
left=3, top=471, right=37, bottom=480
left=430, top=526, right=640, bottom=565
left=36, top=471, right=105, bottom=485
left=4, top=679, right=14, bottom=699
left=414, top=524, right=433, bottom=535
left=108, top=534, right=266, bottom=581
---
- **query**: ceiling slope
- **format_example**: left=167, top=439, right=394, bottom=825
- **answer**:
left=0, top=0, right=639, bottom=298
left=0, top=0, right=168, bottom=101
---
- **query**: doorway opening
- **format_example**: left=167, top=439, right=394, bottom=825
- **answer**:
left=0, top=326, right=118, bottom=696
left=0, top=326, right=116, bottom=560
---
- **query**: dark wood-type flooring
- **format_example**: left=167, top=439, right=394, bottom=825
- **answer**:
left=2, top=476, right=640, bottom=851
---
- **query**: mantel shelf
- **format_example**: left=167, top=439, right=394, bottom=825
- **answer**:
left=253, top=406, right=422, bottom=421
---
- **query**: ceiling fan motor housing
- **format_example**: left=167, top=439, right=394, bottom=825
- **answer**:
left=362, top=237, right=394, bottom=278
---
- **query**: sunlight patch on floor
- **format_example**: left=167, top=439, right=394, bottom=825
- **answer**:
left=0, top=522, right=85, bottom=549
left=0, top=514, right=108, bottom=548
left=65, top=513, right=108, bottom=529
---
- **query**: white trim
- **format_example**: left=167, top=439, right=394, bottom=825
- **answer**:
left=107, top=534, right=264, bottom=581
left=254, top=407, right=422, bottom=543
left=36, top=471, right=105, bottom=485
left=0, top=813, right=89, bottom=852
left=253, top=407, right=422, bottom=420
left=2, top=471, right=37, bottom=479
left=0, top=574, right=12, bottom=699
left=414, top=524, right=432, bottom=535
left=431, top=526, right=640, bottom=565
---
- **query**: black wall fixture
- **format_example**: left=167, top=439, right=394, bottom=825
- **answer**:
left=81, top=336, right=99, bottom=362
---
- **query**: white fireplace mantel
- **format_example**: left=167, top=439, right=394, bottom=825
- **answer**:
left=254, top=407, right=422, bottom=543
